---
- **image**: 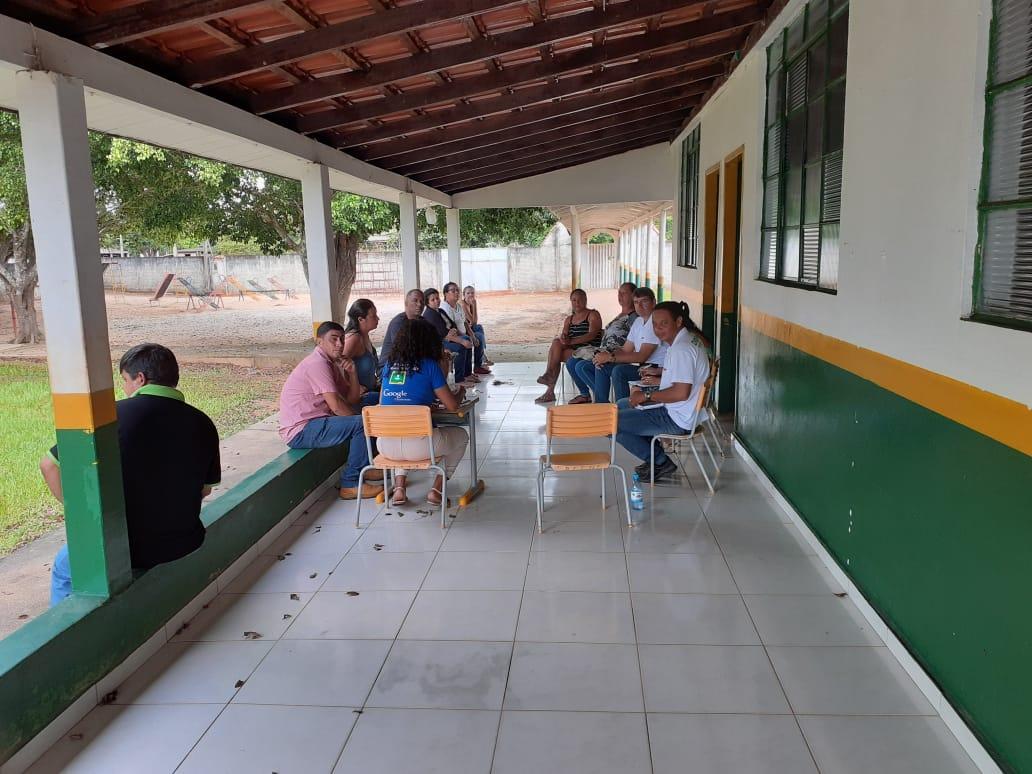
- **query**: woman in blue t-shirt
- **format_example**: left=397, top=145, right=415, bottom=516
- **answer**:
left=379, top=318, right=469, bottom=506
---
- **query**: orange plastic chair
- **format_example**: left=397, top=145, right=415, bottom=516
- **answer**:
left=356, top=405, right=447, bottom=528
left=536, top=403, right=631, bottom=532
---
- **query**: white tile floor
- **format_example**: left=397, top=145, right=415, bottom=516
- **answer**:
left=27, top=364, right=981, bottom=773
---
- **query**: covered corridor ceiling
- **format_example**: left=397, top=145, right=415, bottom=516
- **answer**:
left=5, top=0, right=775, bottom=195
left=551, top=201, right=671, bottom=239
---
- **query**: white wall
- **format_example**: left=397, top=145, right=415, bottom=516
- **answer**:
left=452, top=144, right=678, bottom=209
left=671, top=0, right=1031, bottom=408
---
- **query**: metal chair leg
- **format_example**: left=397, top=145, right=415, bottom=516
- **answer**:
left=613, top=465, right=632, bottom=527
left=354, top=465, right=371, bottom=528
left=689, top=439, right=715, bottom=494
left=600, top=469, right=606, bottom=510
left=705, top=413, right=726, bottom=458
left=536, top=467, right=546, bottom=533
left=698, top=428, right=718, bottom=474
left=649, top=435, right=658, bottom=488
left=434, top=465, right=448, bottom=528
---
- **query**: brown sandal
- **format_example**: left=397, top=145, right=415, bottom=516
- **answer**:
left=568, top=395, right=592, bottom=405
left=391, top=486, right=408, bottom=506
left=427, top=486, right=443, bottom=505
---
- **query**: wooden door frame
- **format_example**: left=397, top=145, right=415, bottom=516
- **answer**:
left=717, top=146, right=744, bottom=414
left=701, top=163, right=720, bottom=343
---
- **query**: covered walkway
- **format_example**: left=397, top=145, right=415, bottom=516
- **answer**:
left=23, top=365, right=977, bottom=774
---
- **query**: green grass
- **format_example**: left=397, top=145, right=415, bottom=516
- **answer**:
left=0, top=361, right=284, bottom=557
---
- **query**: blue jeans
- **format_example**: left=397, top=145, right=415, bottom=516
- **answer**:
left=612, top=363, right=643, bottom=402
left=51, top=544, right=72, bottom=606
left=615, top=398, right=686, bottom=464
left=288, top=415, right=370, bottom=487
left=471, top=324, right=487, bottom=367
left=445, top=340, right=472, bottom=381
left=566, top=356, right=592, bottom=397
left=572, top=359, right=618, bottom=402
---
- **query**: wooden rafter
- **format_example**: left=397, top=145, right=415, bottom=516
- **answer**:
left=445, top=137, right=672, bottom=193
left=180, top=0, right=528, bottom=86
left=390, top=96, right=699, bottom=175
left=251, top=0, right=736, bottom=114
left=415, top=119, right=685, bottom=186
left=79, top=0, right=269, bottom=48
left=354, top=71, right=709, bottom=157
left=299, top=28, right=743, bottom=134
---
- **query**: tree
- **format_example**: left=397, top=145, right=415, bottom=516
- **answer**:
left=0, top=112, right=41, bottom=343
left=589, top=233, right=615, bottom=244
left=417, top=206, right=557, bottom=248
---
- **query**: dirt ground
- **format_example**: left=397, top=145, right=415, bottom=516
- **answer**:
left=0, top=288, right=623, bottom=364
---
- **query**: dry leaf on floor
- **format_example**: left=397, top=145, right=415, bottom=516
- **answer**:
left=346, top=591, right=359, bottom=597
left=243, top=631, right=262, bottom=640
left=290, top=593, right=300, bottom=600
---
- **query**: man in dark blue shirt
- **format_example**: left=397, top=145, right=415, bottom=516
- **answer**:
left=42, top=344, right=220, bottom=605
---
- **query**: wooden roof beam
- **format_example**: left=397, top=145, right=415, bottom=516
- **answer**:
left=180, top=0, right=527, bottom=86
left=442, top=137, right=672, bottom=192
left=79, top=0, right=269, bottom=48
left=414, top=118, right=685, bottom=186
left=333, top=58, right=722, bottom=148
left=388, top=94, right=701, bottom=174
left=252, top=0, right=739, bottom=114
left=299, top=24, right=747, bottom=132
left=355, top=71, right=708, bottom=158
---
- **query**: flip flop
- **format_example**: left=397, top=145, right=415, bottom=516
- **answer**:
left=534, top=393, right=556, bottom=404
left=427, top=486, right=444, bottom=505
left=568, top=395, right=592, bottom=404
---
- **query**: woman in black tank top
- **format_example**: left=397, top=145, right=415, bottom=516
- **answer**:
left=536, top=288, right=603, bottom=403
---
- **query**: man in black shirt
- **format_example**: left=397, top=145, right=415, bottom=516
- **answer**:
left=378, top=288, right=432, bottom=368
left=43, top=344, right=221, bottom=605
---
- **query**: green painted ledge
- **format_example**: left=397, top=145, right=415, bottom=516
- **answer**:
left=0, top=445, right=346, bottom=764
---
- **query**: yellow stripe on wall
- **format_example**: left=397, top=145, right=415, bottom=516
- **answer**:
left=742, top=307, right=1032, bottom=457
left=52, top=389, right=117, bottom=432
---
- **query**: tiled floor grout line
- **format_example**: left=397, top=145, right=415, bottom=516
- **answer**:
left=700, top=502, right=826, bottom=774
left=326, top=395, right=507, bottom=773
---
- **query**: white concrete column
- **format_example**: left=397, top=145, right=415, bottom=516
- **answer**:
left=643, top=215, right=652, bottom=291
left=301, top=163, right=339, bottom=333
left=17, top=70, right=132, bottom=596
left=570, top=206, right=582, bottom=289
left=635, top=223, right=644, bottom=287
left=657, top=210, right=668, bottom=300
left=399, top=192, right=420, bottom=290
left=446, top=207, right=462, bottom=288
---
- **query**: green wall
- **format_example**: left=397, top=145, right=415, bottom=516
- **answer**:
left=0, top=445, right=345, bottom=765
left=737, top=323, right=1031, bottom=773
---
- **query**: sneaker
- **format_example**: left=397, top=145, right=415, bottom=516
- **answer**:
left=339, top=483, right=383, bottom=500
left=640, top=459, right=677, bottom=483
left=634, top=461, right=650, bottom=475
left=482, top=358, right=495, bottom=367
left=474, top=366, right=492, bottom=375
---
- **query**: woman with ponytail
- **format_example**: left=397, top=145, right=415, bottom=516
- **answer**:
left=615, top=300, right=712, bottom=482
left=342, top=298, right=381, bottom=406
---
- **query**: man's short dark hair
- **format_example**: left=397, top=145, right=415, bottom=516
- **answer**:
left=620, top=282, right=637, bottom=293
left=119, top=344, right=180, bottom=387
left=315, top=321, right=345, bottom=338
left=442, top=281, right=459, bottom=295
left=632, top=286, right=656, bottom=303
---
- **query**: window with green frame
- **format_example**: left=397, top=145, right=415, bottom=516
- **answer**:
left=975, top=0, right=1032, bottom=328
left=678, top=126, right=701, bottom=269
left=760, top=0, right=848, bottom=291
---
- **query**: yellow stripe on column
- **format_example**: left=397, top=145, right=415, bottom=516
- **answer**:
left=312, top=321, right=321, bottom=340
left=742, top=307, right=1032, bottom=457
left=52, top=389, right=118, bottom=431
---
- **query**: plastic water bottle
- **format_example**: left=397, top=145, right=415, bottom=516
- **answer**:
left=629, top=473, right=645, bottom=512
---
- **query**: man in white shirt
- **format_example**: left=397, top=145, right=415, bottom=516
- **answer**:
left=615, top=301, right=711, bottom=482
left=591, top=287, right=666, bottom=402
left=442, top=282, right=490, bottom=375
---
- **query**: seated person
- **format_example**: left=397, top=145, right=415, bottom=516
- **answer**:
left=342, top=298, right=381, bottom=407
left=592, top=286, right=665, bottom=402
left=279, top=321, right=381, bottom=500
left=378, top=289, right=427, bottom=369
left=461, top=285, right=494, bottom=368
left=42, top=344, right=220, bottom=606
left=380, top=318, right=470, bottom=507
left=635, top=309, right=714, bottom=390
left=422, top=287, right=476, bottom=386
left=442, top=281, right=489, bottom=375
left=568, top=282, right=638, bottom=404
left=535, top=288, right=603, bottom=403
left=615, top=301, right=710, bottom=483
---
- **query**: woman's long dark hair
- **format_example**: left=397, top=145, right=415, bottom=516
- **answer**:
left=387, top=317, right=444, bottom=372
left=345, top=298, right=376, bottom=335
